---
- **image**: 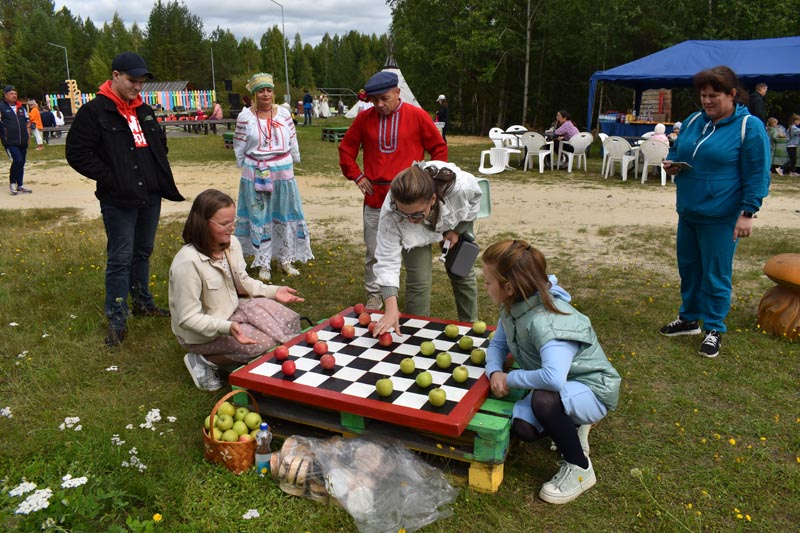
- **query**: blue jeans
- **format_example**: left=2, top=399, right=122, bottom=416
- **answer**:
left=100, top=196, right=162, bottom=329
left=303, top=107, right=312, bottom=125
left=5, top=145, right=27, bottom=186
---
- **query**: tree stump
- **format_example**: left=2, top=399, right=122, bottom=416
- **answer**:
left=757, top=253, right=800, bottom=341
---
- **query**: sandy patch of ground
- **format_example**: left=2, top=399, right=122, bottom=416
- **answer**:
left=3, top=152, right=797, bottom=266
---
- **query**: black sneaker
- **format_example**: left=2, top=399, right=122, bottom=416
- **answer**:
left=698, top=330, right=721, bottom=358
left=659, top=318, right=701, bottom=336
left=105, top=325, right=128, bottom=347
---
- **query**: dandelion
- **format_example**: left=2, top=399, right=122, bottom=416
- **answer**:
left=9, top=480, right=37, bottom=497
left=153, top=513, right=163, bottom=522
left=61, top=474, right=89, bottom=489
left=729, top=438, right=736, bottom=446
left=242, top=509, right=260, bottom=519
left=1, top=406, right=12, bottom=418
left=14, top=488, right=53, bottom=515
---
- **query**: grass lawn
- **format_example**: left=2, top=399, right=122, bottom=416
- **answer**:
left=1, top=123, right=799, bottom=532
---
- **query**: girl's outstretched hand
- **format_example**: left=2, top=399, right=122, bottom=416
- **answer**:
left=274, top=286, right=305, bottom=303
left=230, top=322, right=257, bottom=345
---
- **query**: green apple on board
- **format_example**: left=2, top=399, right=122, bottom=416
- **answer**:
left=472, top=320, right=487, bottom=334
left=419, top=341, right=435, bottom=356
left=376, top=377, right=394, bottom=397
left=470, top=348, right=486, bottom=365
left=428, top=387, right=447, bottom=407
left=400, top=358, right=415, bottom=374
left=415, top=371, right=433, bottom=388
left=458, top=336, right=474, bottom=351
left=444, top=324, right=459, bottom=338
left=452, top=365, right=469, bottom=383
left=436, top=351, right=452, bottom=369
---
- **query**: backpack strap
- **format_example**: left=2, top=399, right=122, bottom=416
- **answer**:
left=741, top=115, right=748, bottom=143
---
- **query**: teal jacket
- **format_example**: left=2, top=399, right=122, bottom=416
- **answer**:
left=498, top=292, right=621, bottom=411
left=668, top=104, right=770, bottom=223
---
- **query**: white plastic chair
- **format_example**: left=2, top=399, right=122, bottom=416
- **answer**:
left=603, top=136, right=638, bottom=181
left=479, top=147, right=513, bottom=175
left=559, top=132, right=593, bottom=173
left=521, top=132, right=554, bottom=173
left=639, top=139, right=671, bottom=185
left=475, top=178, right=491, bottom=218
left=488, top=127, right=505, bottom=148
left=598, top=133, right=610, bottom=175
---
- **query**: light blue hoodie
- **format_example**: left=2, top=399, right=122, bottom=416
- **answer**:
left=668, top=103, right=770, bottom=223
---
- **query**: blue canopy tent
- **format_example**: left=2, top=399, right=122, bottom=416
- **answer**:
left=587, top=36, right=800, bottom=129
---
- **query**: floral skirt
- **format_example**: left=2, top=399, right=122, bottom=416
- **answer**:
left=235, top=154, right=314, bottom=268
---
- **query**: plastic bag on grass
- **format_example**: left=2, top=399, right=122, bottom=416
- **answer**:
left=271, top=435, right=459, bottom=533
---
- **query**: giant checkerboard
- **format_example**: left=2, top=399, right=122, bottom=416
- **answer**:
left=229, top=307, right=492, bottom=437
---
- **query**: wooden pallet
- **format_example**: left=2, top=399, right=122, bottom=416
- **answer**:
left=231, top=386, right=523, bottom=493
left=321, top=127, right=348, bottom=142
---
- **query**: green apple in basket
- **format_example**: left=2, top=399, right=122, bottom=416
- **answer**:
left=232, top=420, right=249, bottom=436
left=215, top=414, right=234, bottom=431
left=234, top=406, right=250, bottom=422
left=217, top=401, right=236, bottom=418
left=244, top=412, right=263, bottom=430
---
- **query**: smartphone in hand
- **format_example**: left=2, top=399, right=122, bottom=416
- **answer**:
left=667, top=161, right=693, bottom=170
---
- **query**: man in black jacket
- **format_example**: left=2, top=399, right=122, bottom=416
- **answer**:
left=0, top=85, right=31, bottom=195
left=748, top=83, right=767, bottom=124
left=66, top=52, right=184, bottom=347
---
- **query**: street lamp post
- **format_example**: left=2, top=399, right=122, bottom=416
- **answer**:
left=47, top=42, right=70, bottom=81
left=270, top=0, right=291, bottom=104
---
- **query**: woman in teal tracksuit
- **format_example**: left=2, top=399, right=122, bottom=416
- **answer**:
left=660, top=66, right=770, bottom=358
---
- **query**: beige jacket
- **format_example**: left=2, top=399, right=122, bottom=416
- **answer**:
left=169, top=237, right=279, bottom=344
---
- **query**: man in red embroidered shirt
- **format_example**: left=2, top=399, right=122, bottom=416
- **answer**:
left=67, top=52, right=184, bottom=347
left=339, top=71, right=447, bottom=309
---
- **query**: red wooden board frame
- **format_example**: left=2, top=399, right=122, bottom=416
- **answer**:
left=229, top=307, right=491, bottom=437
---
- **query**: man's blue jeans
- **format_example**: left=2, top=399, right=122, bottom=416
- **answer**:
left=100, top=197, right=162, bottom=329
left=5, top=144, right=27, bottom=186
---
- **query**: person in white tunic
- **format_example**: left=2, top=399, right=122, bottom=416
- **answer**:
left=371, top=161, right=481, bottom=336
left=233, top=72, right=314, bottom=281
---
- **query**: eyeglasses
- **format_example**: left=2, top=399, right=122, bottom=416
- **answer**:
left=209, top=219, right=236, bottom=230
left=390, top=201, right=427, bottom=222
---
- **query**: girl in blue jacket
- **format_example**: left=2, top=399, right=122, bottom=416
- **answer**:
left=483, top=239, right=620, bottom=504
left=661, top=66, right=770, bottom=358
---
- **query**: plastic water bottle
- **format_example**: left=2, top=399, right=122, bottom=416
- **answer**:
left=255, top=422, right=272, bottom=476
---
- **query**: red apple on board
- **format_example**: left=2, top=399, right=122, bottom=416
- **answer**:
left=281, top=360, right=296, bottom=376
left=358, top=312, right=371, bottom=326
left=273, top=345, right=289, bottom=361
left=378, top=332, right=393, bottom=347
left=320, top=353, right=336, bottom=370
left=354, top=303, right=366, bottom=314
left=313, top=341, right=328, bottom=355
left=341, top=324, right=356, bottom=339
left=329, top=314, right=345, bottom=330
left=305, top=330, right=318, bottom=344
left=368, top=321, right=376, bottom=333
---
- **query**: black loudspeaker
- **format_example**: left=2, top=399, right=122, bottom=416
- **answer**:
left=228, top=93, right=240, bottom=109
left=57, top=98, right=72, bottom=117
left=58, top=82, right=69, bottom=93
left=224, top=79, right=233, bottom=91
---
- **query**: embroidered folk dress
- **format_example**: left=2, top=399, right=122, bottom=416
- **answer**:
left=233, top=105, right=313, bottom=269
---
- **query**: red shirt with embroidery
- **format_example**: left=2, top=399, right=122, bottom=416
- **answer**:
left=339, top=101, right=448, bottom=209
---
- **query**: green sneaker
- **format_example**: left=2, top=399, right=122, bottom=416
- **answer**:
left=539, top=457, right=596, bottom=504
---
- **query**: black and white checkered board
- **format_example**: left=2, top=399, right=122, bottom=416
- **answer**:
left=230, top=309, right=492, bottom=435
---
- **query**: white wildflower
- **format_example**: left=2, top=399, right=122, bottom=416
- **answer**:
left=59, top=416, right=81, bottom=431
left=125, top=424, right=133, bottom=430
left=111, top=434, right=126, bottom=446
left=167, top=416, right=177, bottom=423
left=1, top=406, right=12, bottom=418
left=105, top=365, right=119, bottom=372
left=9, top=480, right=37, bottom=497
left=9, top=322, right=19, bottom=327
left=14, top=488, right=53, bottom=514
left=69, top=314, right=77, bottom=319
left=41, top=333, right=50, bottom=338
left=243, top=509, right=260, bottom=519
left=17, top=350, right=28, bottom=358
left=61, top=474, right=89, bottom=489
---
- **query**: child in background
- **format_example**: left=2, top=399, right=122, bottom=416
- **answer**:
left=776, top=113, right=800, bottom=176
left=650, top=123, right=669, bottom=145
left=765, top=117, right=784, bottom=174
left=482, top=239, right=621, bottom=504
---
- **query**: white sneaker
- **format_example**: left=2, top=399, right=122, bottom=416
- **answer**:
left=9, top=183, right=17, bottom=195
left=539, top=457, right=596, bottom=504
left=280, top=261, right=300, bottom=276
left=775, top=167, right=784, bottom=176
left=258, top=267, right=271, bottom=282
left=183, top=353, right=223, bottom=391
left=366, top=292, right=383, bottom=310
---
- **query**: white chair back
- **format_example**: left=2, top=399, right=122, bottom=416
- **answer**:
left=603, top=136, right=636, bottom=179
left=505, top=124, right=527, bottom=133
left=639, top=139, right=670, bottom=185
left=488, top=127, right=505, bottom=148
left=521, top=132, right=554, bottom=172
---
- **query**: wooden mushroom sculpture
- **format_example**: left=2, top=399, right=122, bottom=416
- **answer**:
left=758, top=253, right=800, bottom=341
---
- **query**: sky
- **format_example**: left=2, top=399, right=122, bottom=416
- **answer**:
left=54, top=0, right=393, bottom=46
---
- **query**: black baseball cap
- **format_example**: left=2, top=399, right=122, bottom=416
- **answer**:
left=111, top=52, right=154, bottom=79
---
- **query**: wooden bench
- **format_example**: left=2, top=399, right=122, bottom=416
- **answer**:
left=321, top=127, right=348, bottom=142
left=232, top=386, right=523, bottom=493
